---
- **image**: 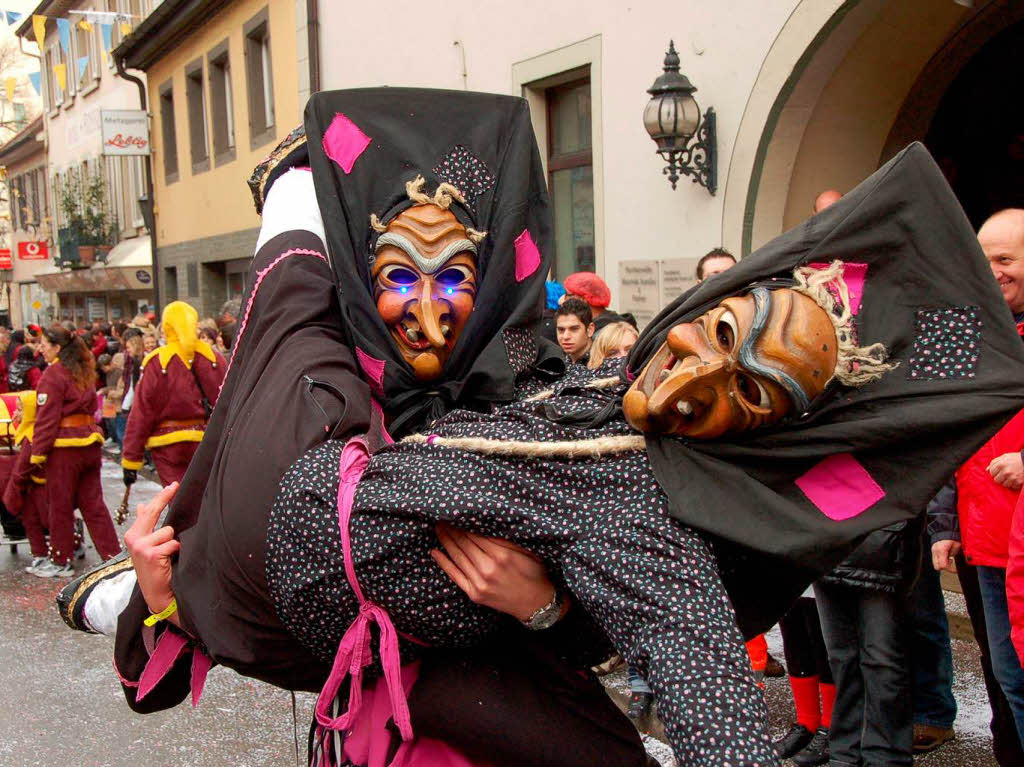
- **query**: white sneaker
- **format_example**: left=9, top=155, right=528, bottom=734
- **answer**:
left=24, top=556, right=47, bottom=574
left=31, top=560, right=74, bottom=578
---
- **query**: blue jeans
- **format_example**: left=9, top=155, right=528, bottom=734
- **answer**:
left=627, top=666, right=651, bottom=695
left=908, top=561, right=957, bottom=727
left=976, top=565, right=1024, bottom=745
left=114, top=412, right=128, bottom=444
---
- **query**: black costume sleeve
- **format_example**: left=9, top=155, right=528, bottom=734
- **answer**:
left=115, top=230, right=377, bottom=710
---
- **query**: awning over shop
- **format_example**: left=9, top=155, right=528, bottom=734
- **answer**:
left=35, top=236, right=153, bottom=293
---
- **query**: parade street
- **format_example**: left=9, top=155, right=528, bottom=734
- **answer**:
left=0, top=456, right=1006, bottom=766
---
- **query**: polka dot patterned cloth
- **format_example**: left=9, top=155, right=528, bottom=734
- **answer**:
left=908, top=306, right=982, bottom=380
left=267, top=359, right=777, bottom=765
left=501, top=326, right=538, bottom=375
left=432, top=144, right=496, bottom=215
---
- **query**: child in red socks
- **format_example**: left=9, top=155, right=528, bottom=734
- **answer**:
left=773, top=596, right=834, bottom=766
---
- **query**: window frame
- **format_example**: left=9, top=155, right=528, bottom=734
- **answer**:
left=185, top=57, right=210, bottom=174
left=72, top=18, right=101, bottom=96
left=207, top=38, right=236, bottom=167
left=158, top=78, right=179, bottom=185
left=243, top=7, right=276, bottom=151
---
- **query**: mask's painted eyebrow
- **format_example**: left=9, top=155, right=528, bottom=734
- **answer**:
left=375, top=232, right=477, bottom=274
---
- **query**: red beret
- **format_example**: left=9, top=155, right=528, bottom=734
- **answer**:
left=563, top=272, right=611, bottom=309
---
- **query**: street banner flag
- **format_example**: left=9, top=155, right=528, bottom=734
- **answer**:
left=53, top=62, right=66, bottom=93
left=5, top=11, right=21, bottom=26
left=78, top=20, right=92, bottom=32
left=120, top=21, right=131, bottom=36
left=100, top=23, right=112, bottom=55
left=77, top=56, right=88, bottom=80
left=4, top=78, right=15, bottom=102
left=56, top=18, right=71, bottom=55
left=28, top=71, right=40, bottom=94
left=32, top=14, right=45, bottom=46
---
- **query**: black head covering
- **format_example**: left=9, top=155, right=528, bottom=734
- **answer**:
left=304, top=88, right=562, bottom=436
left=628, top=143, right=1024, bottom=635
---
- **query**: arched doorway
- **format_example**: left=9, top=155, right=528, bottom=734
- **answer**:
left=921, top=19, right=1024, bottom=228
left=727, top=0, right=1022, bottom=254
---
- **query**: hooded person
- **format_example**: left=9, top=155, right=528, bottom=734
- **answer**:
left=60, top=89, right=650, bottom=767
left=65, top=143, right=1024, bottom=766
left=2, top=391, right=49, bottom=569
left=120, top=301, right=227, bottom=487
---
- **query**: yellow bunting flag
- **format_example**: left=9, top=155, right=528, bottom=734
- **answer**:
left=53, top=62, right=66, bottom=93
left=4, top=78, right=14, bottom=103
left=78, top=20, right=92, bottom=32
left=32, top=14, right=46, bottom=47
left=120, top=22, right=132, bottom=36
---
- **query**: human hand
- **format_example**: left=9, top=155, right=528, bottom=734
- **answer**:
left=431, top=523, right=563, bottom=622
left=124, top=482, right=181, bottom=624
left=988, top=452, right=1024, bottom=491
left=931, top=539, right=961, bottom=572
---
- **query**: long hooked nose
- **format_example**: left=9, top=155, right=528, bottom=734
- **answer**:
left=646, top=358, right=727, bottom=417
left=411, top=280, right=448, bottom=349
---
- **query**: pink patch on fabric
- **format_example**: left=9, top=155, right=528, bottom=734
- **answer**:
left=808, top=261, right=868, bottom=315
left=136, top=630, right=189, bottom=702
left=795, top=453, right=885, bottom=521
left=322, top=113, right=371, bottom=174
left=356, top=348, right=386, bottom=399
left=513, top=229, right=541, bottom=283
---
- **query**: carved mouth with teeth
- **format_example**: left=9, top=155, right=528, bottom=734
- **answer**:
left=396, top=319, right=453, bottom=350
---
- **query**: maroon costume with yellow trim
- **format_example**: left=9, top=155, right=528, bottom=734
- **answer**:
left=31, top=361, right=119, bottom=566
left=121, top=303, right=226, bottom=486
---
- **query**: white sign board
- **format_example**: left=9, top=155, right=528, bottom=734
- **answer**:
left=101, top=110, right=150, bottom=156
left=661, top=258, right=701, bottom=307
left=618, top=260, right=661, bottom=329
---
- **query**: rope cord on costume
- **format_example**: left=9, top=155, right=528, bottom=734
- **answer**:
left=403, top=432, right=646, bottom=458
left=521, top=375, right=623, bottom=403
left=791, top=260, right=898, bottom=386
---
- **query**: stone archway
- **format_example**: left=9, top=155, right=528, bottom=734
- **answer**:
left=725, top=0, right=1019, bottom=255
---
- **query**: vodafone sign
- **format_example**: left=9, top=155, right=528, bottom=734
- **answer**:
left=18, top=241, right=49, bottom=260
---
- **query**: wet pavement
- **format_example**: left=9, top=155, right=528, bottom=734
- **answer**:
left=0, top=456, right=1006, bottom=766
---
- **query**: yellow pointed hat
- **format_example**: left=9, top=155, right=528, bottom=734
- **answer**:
left=143, top=301, right=216, bottom=370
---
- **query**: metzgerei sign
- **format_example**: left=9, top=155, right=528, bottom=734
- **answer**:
left=101, top=110, right=150, bottom=156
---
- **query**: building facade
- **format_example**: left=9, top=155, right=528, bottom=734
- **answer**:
left=114, top=0, right=301, bottom=317
left=17, top=0, right=157, bottom=326
left=296, top=0, right=1023, bottom=325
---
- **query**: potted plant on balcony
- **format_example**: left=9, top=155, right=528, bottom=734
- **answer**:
left=57, top=167, right=114, bottom=268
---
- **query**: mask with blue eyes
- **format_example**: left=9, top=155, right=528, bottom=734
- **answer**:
left=372, top=203, right=479, bottom=380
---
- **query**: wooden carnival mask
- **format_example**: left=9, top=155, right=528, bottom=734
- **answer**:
left=373, top=204, right=478, bottom=380
left=624, top=287, right=838, bottom=438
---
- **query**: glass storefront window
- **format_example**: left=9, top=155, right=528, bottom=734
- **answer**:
left=547, top=78, right=595, bottom=279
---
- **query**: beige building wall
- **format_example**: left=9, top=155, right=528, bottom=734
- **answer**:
left=147, top=0, right=300, bottom=249
left=316, top=0, right=803, bottom=308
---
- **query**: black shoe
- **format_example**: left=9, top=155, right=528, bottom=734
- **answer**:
left=56, top=550, right=134, bottom=633
left=764, top=651, right=786, bottom=678
left=791, top=727, right=829, bottom=766
left=772, top=723, right=813, bottom=758
left=626, top=692, right=653, bottom=722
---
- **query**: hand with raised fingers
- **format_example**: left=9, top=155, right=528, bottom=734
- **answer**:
left=431, top=522, right=566, bottom=623
left=124, top=482, right=181, bottom=626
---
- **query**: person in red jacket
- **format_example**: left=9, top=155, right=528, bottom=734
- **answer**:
left=932, top=208, right=1024, bottom=755
left=121, top=301, right=226, bottom=487
left=29, top=326, right=120, bottom=578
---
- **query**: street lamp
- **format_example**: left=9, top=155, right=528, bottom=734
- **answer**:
left=643, top=40, right=717, bottom=194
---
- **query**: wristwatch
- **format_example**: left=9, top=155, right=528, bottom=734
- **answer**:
left=521, top=588, right=563, bottom=630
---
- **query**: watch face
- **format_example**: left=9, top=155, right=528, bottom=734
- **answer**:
left=524, top=590, right=562, bottom=630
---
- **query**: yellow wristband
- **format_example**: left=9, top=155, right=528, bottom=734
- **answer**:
left=143, top=598, right=178, bottom=627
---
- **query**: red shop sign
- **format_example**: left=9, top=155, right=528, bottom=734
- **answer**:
left=0, top=249, right=11, bottom=269
left=18, top=241, right=49, bottom=260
